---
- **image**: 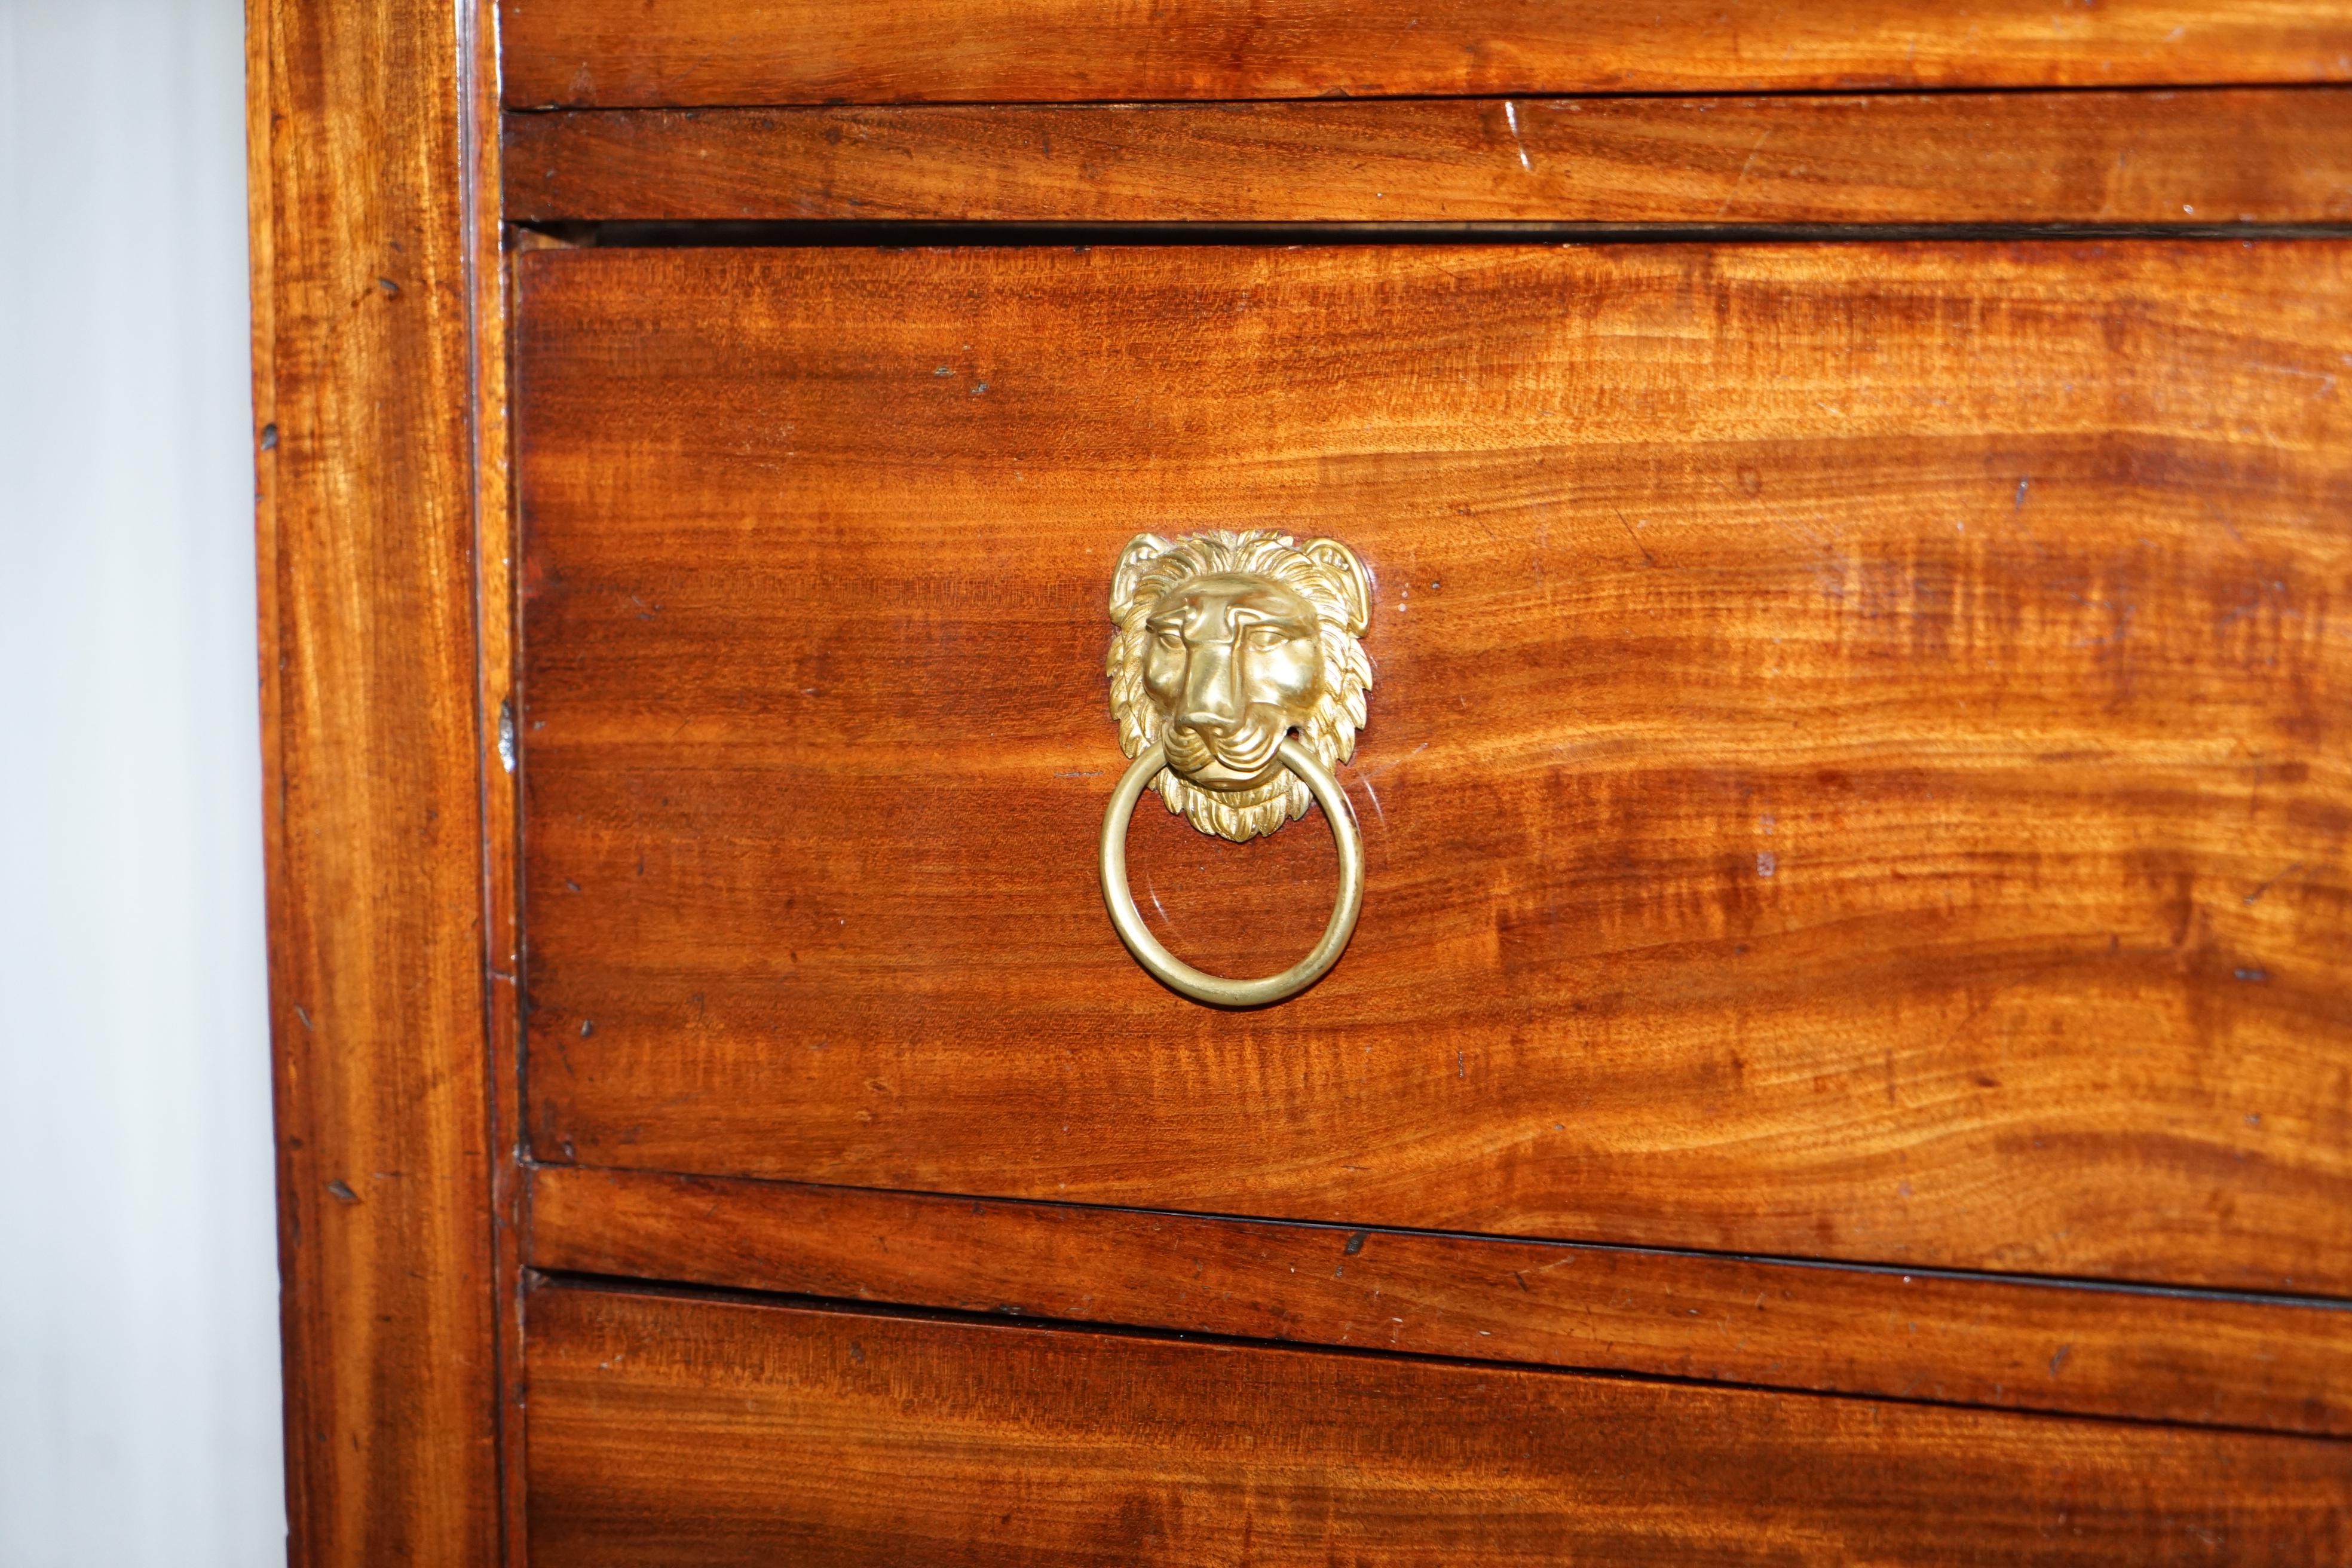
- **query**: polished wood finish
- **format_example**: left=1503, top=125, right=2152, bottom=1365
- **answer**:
left=526, top=1283, right=2352, bottom=1566
left=514, top=241, right=2352, bottom=1295
left=500, top=1, right=2352, bottom=108
left=532, top=1164, right=2352, bottom=1437
left=469, top=16, right=532, bottom=1566
left=506, top=91, right=2352, bottom=227
left=261, top=5, right=2352, bottom=1547
left=248, top=0, right=503, bottom=1562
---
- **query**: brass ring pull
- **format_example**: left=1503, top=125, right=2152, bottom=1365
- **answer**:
left=1099, top=735, right=1364, bottom=1008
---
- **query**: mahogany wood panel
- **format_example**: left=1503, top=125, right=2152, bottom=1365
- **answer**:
left=525, top=1284, right=2352, bottom=1566
left=505, top=91, right=2352, bottom=227
left=469, top=17, right=532, bottom=1566
left=248, top=0, right=502, bottom=1562
left=498, top=0, right=2352, bottom=108
left=514, top=241, right=2352, bottom=1295
left=531, top=1164, right=2352, bottom=1437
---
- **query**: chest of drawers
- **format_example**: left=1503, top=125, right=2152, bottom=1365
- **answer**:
left=252, top=4, right=2352, bottom=1561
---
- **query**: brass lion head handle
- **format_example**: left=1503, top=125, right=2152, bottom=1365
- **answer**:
left=1099, top=531, right=1373, bottom=1006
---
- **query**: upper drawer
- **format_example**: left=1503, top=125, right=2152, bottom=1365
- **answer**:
left=499, top=1, right=2352, bottom=106
left=513, top=240, right=2352, bottom=1294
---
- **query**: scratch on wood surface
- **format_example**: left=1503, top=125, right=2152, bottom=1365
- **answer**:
left=1716, top=125, right=1776, bottom=217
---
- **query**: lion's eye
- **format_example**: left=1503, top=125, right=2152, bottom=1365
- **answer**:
left=1154, top=629, right=1183, bottom=650
left=1245, top=626, right=1289, bottom=651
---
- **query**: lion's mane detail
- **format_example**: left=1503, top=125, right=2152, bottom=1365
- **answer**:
left=1107, top=529, right=1374, bottom=843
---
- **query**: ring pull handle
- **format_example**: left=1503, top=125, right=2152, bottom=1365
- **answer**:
left=1099, top=737, right=1364, bottom=1007
left=1097, top=529, right=1376, bottom=1007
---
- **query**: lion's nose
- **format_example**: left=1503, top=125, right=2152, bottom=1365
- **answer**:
left=1180, top=643, right=1242, bottom=730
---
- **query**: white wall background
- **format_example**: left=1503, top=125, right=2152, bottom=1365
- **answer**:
left=0, top=1, right=284, bottom=1564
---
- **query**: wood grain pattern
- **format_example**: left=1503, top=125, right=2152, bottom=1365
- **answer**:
left=504, top=91, right=2352, bottom=227
left=468, top=9, right=532, bottom=1563
left=249, top=0, right=501, bottom=1561
left=525, top=1284, right=2352, bottom=1566
left=499, top=0, right=2352, bottom=107
left=532, top=1164, right=2352, bottom=1437
left=522, top=239, right=2352, bottom=1296
left=514, top=241, right=2352, bottom=1297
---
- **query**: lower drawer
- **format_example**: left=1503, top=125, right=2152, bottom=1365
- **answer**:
left=526, top=1283, right=2350, bottom=1566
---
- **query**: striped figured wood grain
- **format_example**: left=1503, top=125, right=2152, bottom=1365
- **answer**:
left=504, top=91, right=2352, bottom=226
left=249, top=0, right=504, bottom=1561
left=524, top=1284, right=2352, bottom=1566
left=514, top=241, right=2352, bottom=1296
left=498, top=0, right=2352, bottom=107
left=532, top=1165, right=2352, bottom=1437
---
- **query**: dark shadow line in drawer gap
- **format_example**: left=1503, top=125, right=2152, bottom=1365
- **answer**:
left=517, top=219, right=2352, bottom=249
left=522, top=1267, right=2352, bottom=1445
left=500, top=79, right=2352, bottom=115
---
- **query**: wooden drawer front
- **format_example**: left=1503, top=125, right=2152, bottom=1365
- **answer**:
left=526, top=1284, right=2352, bottom=1565
left=531, top=1165, right=2352, bottom=1437
left=505, top=91, right=2352, bottom=228
left=498, top=1, right=2352, bottom=106
left=514, top=241, right=2352, bottom=1294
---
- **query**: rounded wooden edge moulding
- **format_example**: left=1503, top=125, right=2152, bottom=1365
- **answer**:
left=1098, top=530, right=1374, bottom=1005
